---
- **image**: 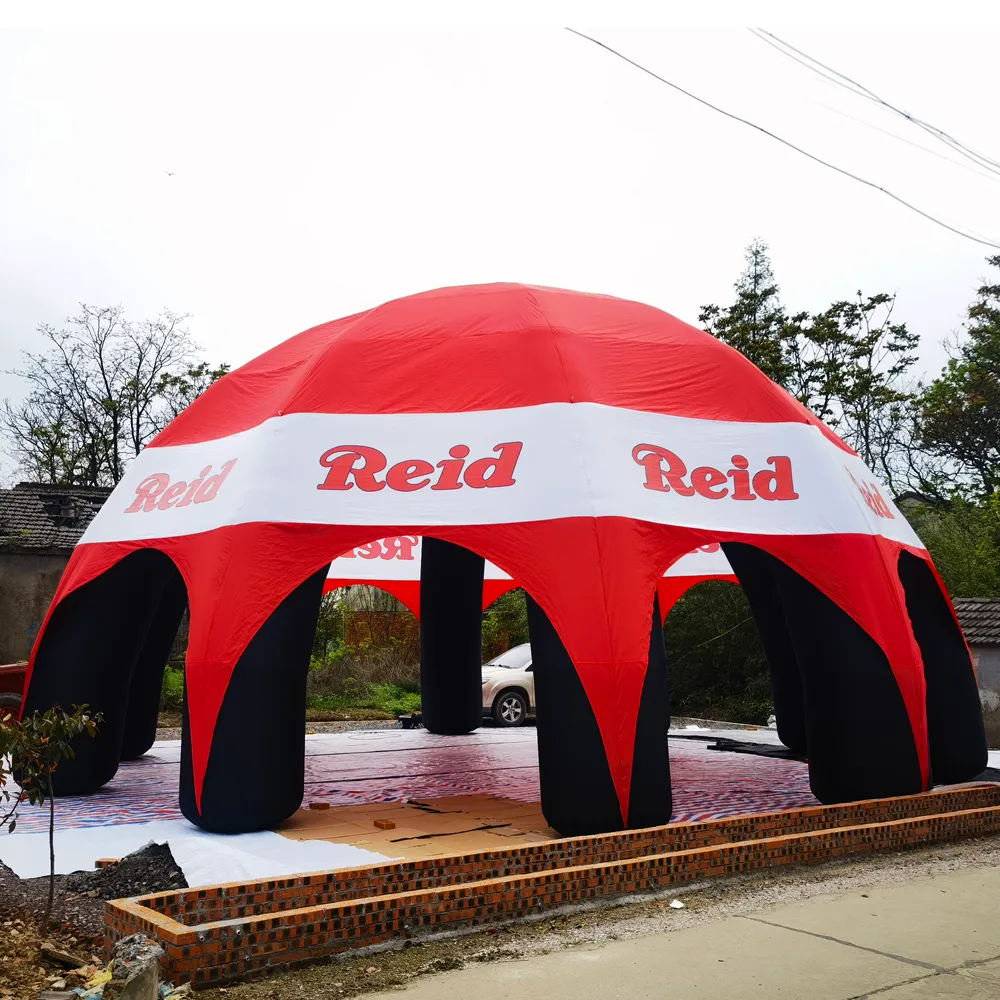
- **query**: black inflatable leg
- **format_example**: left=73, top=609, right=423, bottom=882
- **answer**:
left=527, top=594, right=621, bottom=834
left=723, top=543, right=807, bottom=754
left=119, top=572, right=188, bottom=761
left=528, top=594, right=672, bottom=835
left=897, top=551, right=987, bottom=784
left=769, top=558, right=923, bottom=803
left=22, top=549, right=174, bottom=795
left=180, top=568, right=327, bottom=833
left=419, top=537, right=484, bottom=736
left=626, top=594, right=673, bottom=828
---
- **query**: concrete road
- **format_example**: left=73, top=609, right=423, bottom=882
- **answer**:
left=366, top=866, right=1000, bottom=1000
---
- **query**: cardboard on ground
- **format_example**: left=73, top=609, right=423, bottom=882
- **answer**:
left=278, top=795, right=557, bottom=858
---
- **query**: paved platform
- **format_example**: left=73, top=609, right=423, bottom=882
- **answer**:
left=9, top=726, right=817, bottom=835
left=2, top=725, right=827, bottom=884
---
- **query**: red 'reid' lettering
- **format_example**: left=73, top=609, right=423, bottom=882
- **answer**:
left=432, top=445, right=470, bottom=491
left=155, top=481, right=188, bottom=510
left=691, top=466, right=728, bottom=499
left=727, top=455, right=756, bottom=501
left=632, top=445, right=695, bottom=496
left=124, top=461, right=237, bottom=513
left=193, top=459, right=237, bottom=503
left=386, top=460, right=435, bottom=492
left=752, top=456, right=799, bottom=501
left=124, top=473, right=170, bottom=513
left=463, top=442, right=523, bottom=489
left=336, top=536, right=420, bottom=561
left=317, top=443, right=523, bottom=493
left=633, top=444, right=799, bottom=502
left=175, top=467, right=211, bottom=507
left=380, top=536, right=419, bottom=560
left=317, top=446, right=388, bottom=492
left=848, top=469, right=895, bottom=520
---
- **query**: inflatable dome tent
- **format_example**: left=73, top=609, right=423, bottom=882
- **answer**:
left=21, top=283, right=987, bottom=836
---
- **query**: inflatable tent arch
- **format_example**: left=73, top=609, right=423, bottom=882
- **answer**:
left=20, top=283, right=986, bottom=836
left=323, top=535, right=737, bottom=619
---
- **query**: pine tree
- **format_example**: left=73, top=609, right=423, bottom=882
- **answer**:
left=700, top=240, right=919, bottom=491
left=699, top=239, right=793, bottom=386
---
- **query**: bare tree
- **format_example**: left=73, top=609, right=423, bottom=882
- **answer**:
left=2, top=305, right=228, bottom=486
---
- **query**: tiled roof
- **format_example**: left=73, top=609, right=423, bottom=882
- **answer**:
left=953, top=597, right=1000, bottom=647
left=0, top=482, right=110, bottom=551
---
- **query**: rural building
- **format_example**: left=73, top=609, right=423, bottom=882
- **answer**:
left=953, top=597, right=1000, bottom=743
left=953, top=597, right=1000, bottom=696
left=0, top=482, right=110, bottom=663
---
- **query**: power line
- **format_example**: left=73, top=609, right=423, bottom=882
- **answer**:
left=814, top=101, right=1000, bottom=186
left=565, top=27, right=1000, bottom=251
left=752, top=28, right=1000, bottom=175
left=751, top=28, right=1000, bottom=177
left=749, top=28, right=873, bottom=102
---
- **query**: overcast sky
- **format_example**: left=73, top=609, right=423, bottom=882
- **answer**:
left=2, top=2, right=999, bottom=481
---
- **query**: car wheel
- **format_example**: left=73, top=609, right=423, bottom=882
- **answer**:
left=0, top=691, right=22, bottom=722
left=492, top=689, right=527, bottom=727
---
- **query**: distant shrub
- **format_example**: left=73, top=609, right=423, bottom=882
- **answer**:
left=307, top=639, right=420, bottom=716
left=160, top=666, right=184, bottom=713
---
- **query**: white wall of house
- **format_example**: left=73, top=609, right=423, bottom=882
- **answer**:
left=972, top=644, right=1000, bottom=714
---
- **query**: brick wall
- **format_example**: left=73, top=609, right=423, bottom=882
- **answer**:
left=105, top=784, right=1000, bottom=989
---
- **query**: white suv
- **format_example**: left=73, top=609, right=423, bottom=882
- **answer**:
left=481, top=643, right=534, bottom=727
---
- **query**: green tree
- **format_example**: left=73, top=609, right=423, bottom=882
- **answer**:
left=157, top=359, right=233, bottom=422
left=903, top=494, right=1000, bottom=598
left=807, top=293, right=918, bottom=488
left=482, top=589, right=529, bottom=661
left=663, top=581, right=771, bottom=723
left=700, top=239, right=794, bottom=385
left=0, top=705, right=102, bottom=932
left=693, top=242, right=923, bottom=716
left=702, top=241, right=919, bottom=492
left=312, top=591, right=347, bottom=665
left=919, top=256, right=1000, bottom=496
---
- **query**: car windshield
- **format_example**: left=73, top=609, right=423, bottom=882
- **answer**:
left=485, top=644, right=532, bottom=670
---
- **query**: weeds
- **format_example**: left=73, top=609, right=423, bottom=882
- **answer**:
left=307, top=641, right=420, bottom=717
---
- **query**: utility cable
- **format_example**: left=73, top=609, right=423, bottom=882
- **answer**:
left=751, top=28, right=1000, bottom=177
left=813, top=101, right=1000, bottom=186
left=565, top=27, right=1000, bottom=250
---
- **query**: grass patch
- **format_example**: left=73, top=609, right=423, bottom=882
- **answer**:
left=307, top=682, right=421, bottom=717
left=305, top=708, right=397, bottom=721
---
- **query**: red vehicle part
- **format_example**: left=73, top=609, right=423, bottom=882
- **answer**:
left=0, top=662, right=27, bottom=718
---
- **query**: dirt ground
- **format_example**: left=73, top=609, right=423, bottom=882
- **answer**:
left=0, top=910, right=106, bottom=1000
left=0, top=844, right=186, bottom=939
left=193, top=834, right=1000, bottom=999
left=154, top=715, right=403, bottom=741
left=0, top=844, right=188, bottom=997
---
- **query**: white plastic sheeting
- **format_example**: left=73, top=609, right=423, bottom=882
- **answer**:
left=0, top=818, right=391, bottom=886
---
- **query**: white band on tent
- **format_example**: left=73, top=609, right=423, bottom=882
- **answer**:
left=82, top=402, right=922, bottom=549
